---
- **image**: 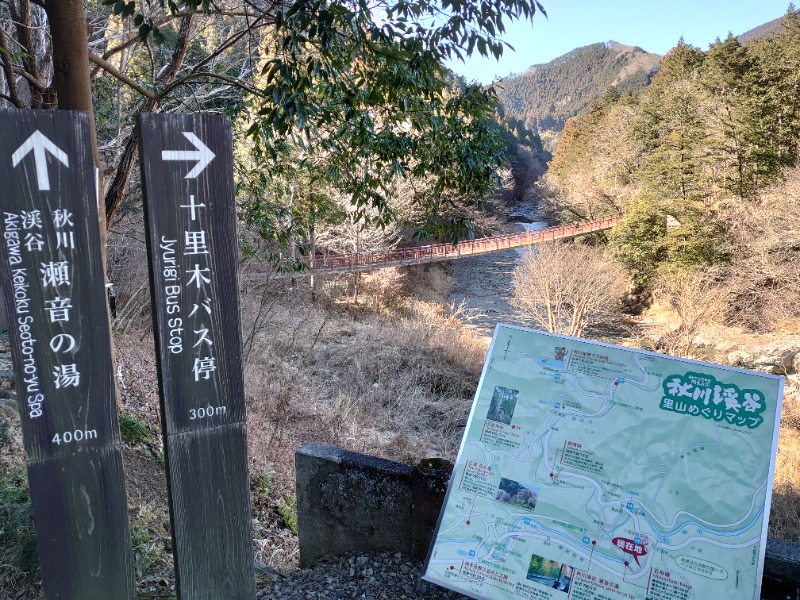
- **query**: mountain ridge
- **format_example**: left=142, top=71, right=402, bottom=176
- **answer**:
left=493, top=12, right=789, bottom=140
left=493, top=40, right=661, bottom=135
left=737, top=15, right=785, bottom=45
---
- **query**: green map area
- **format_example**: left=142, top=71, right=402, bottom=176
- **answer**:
left=423, top=325, right=783, bottom=600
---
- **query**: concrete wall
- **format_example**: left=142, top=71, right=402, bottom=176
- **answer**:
left=296, top=443, right=800, bottom=598
left=295, top=443, right=450, bottom=566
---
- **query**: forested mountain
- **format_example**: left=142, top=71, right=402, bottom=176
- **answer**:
left=738, top=16, right=785, bottom=45
left=545, top=7, right=800, bottom=329
left=493, top=42, right=661, bottom=134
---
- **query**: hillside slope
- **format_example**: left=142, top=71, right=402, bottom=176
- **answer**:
left=493, top=41, right=661, bottom=133
left=737, top=15, right=785, bottom=45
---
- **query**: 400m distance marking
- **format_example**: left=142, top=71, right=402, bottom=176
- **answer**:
left=52, top=428, right=98, bottom=445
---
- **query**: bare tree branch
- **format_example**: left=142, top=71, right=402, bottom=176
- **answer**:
left=11, top=65, right=44, bottom=90
left=88, top=51, right=158, bottom=100
left=512, top=242, right=625, bottom=337
left=90, top=10, right=267, bottom=111
left=98, top=11, right=192, bottom=61
left=104, top=14, right=194, bottom=225
left=184, top=10, right=272, bottom=74
left=159, top=71, right=265, bottom=99
left=155, top=14, right=192, bottom=84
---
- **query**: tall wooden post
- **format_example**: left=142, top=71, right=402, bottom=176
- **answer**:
left=137, top=113, right=255, bottom=599
left=0, top=109, right=135, bottom=599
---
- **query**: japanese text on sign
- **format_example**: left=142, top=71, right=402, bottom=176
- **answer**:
left=3, top=209, right=82, bottom=419
left=660, top=371, right=766, bottom=429
left=158, top=195, right=217, bottom=383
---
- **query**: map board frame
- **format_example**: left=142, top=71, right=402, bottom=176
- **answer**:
left=0, top=109, right=135, bottom=598
left=423, top=324, right=783, bottom=600
left=138, top=112, right=255, bottom=598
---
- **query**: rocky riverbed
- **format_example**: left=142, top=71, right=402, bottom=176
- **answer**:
left=447, top=206, right=546, bottom=338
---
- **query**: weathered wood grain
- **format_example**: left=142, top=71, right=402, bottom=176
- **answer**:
left=167, top=423, right=256, bottom=598
left=138, top=112, right=255, bottom=599
left=0, top=109, right=134, bottom=599
left=27, top=446, right=134, bottom=599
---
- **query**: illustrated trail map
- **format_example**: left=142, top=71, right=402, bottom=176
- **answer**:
left=423, top=324, right=784, bottom=600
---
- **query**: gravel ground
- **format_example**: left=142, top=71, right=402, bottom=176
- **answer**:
left=256, top=552, right=470, bottom=599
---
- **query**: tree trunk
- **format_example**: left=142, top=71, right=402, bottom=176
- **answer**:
left=288, top=182, right=296, bottom=288
left=45, top=0, right=99, bottom=166
left=352, top=213, right=361, bottom=304
left=104, top=15, right=192, bottom=226
left=44, top=0, right=109, bottom=256
left=310, top=214, right=317, bottom=302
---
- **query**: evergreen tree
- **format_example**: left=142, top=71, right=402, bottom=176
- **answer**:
left=631, top=43, right=711, bottom=203
left=614, top=42, right=726, bottom=279
left=703, top=35, right=783, bottom=199
left=607, top=193, right=667, bottom=285
left=748, top=6, right=800, bottom=168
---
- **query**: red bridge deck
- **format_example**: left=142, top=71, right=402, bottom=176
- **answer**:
left=244, top=216, right=620, bottom=279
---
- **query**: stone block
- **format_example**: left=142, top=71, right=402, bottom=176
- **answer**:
left=763, top=537, right=800, bottom=596
left=411, top=458, right=453, bottom=559
left=296, top=443, right=414, bottom=566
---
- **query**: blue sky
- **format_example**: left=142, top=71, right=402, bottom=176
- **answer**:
left=446, top=0, right=794, bottom=84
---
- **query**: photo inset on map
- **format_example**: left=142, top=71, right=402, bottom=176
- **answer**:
left=486, top=386, right=518, bottom=425
left=526, top=553, right=573, bottom=593
left=495, top=477, right=538, bottom=510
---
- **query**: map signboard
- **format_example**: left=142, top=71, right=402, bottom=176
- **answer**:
left=423, top=324, right=783, bottom=600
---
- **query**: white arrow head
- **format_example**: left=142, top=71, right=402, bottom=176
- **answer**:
left=161, top=131, right=215, bottom=179
left=11, top=130, right=69, bottom=192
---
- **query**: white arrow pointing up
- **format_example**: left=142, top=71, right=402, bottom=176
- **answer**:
left=11, top=130, right=69, bottom=192
left=161, top=131, right=215, bottom=178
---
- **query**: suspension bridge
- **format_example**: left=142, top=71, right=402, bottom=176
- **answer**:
left=244, top=215, right=621, bottom=279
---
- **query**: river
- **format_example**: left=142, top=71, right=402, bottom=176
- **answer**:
left=447, top=202, right=547, bottom=338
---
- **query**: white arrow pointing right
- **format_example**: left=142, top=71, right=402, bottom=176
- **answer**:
left=11, top=130, right=69, bottom=192
left=161, top=131, right=215, bottom=178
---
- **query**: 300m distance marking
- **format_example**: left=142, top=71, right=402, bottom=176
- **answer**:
left=189, top=405, right=227, bottom=420
left=52, top=429, right=98, bottom=444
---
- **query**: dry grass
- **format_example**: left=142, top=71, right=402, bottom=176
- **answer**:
left=229, top=271, right=491, bottom=571
left=103, top=265, right=490, bottom=576
left=102, top=211, right=493, bottom=576
left=106, top=217, right=153, bottom=332
left=771, top=386, right=800, bottom=542
left=239, top=272, right=488, bottom=483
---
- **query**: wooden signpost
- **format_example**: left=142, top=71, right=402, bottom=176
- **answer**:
left=137, top=113, right=256, bottom=599
left=0, top=109, right=135, bottom=598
